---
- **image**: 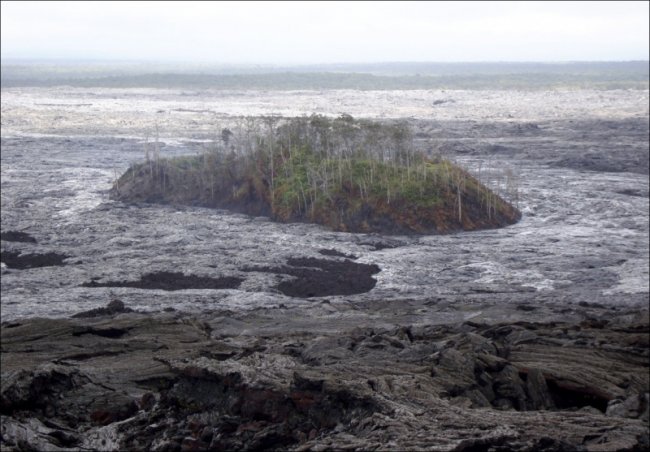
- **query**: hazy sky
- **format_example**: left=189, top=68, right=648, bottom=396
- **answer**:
left=1, top=1, right=648, bottom=63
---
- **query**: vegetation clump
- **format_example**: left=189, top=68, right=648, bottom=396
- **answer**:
left=111, top=115, right=521, bottom=234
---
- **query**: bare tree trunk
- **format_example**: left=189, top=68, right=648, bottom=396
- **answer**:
left=457, top=184, right=462, bottom=223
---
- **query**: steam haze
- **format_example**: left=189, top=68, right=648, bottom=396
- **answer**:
left=2, top=1, right=648, bottom=63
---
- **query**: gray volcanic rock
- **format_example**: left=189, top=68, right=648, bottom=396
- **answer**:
left=1, top=86, right=648, bottom=451
left=1, top=301, right=648, bottom=451
left=81, top=271, right=244, bottom=291
left=0, top=231, right=37, bottom=243
left=243, top=257, right=381, bottom=297
left=1, top=250, right=69, bottom=269
left=71, top=298, right=132, bottom=318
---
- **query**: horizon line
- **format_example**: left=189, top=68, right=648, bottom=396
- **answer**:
left=2, top=58, right=649, bottom=66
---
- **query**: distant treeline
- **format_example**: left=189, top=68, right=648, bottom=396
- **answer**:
left=2, top=61, right=648, bottom=90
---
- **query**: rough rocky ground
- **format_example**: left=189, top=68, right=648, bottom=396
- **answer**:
left=1, top=87, right=649, bottom=450
left=1, top=299, right=648, bottom=451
